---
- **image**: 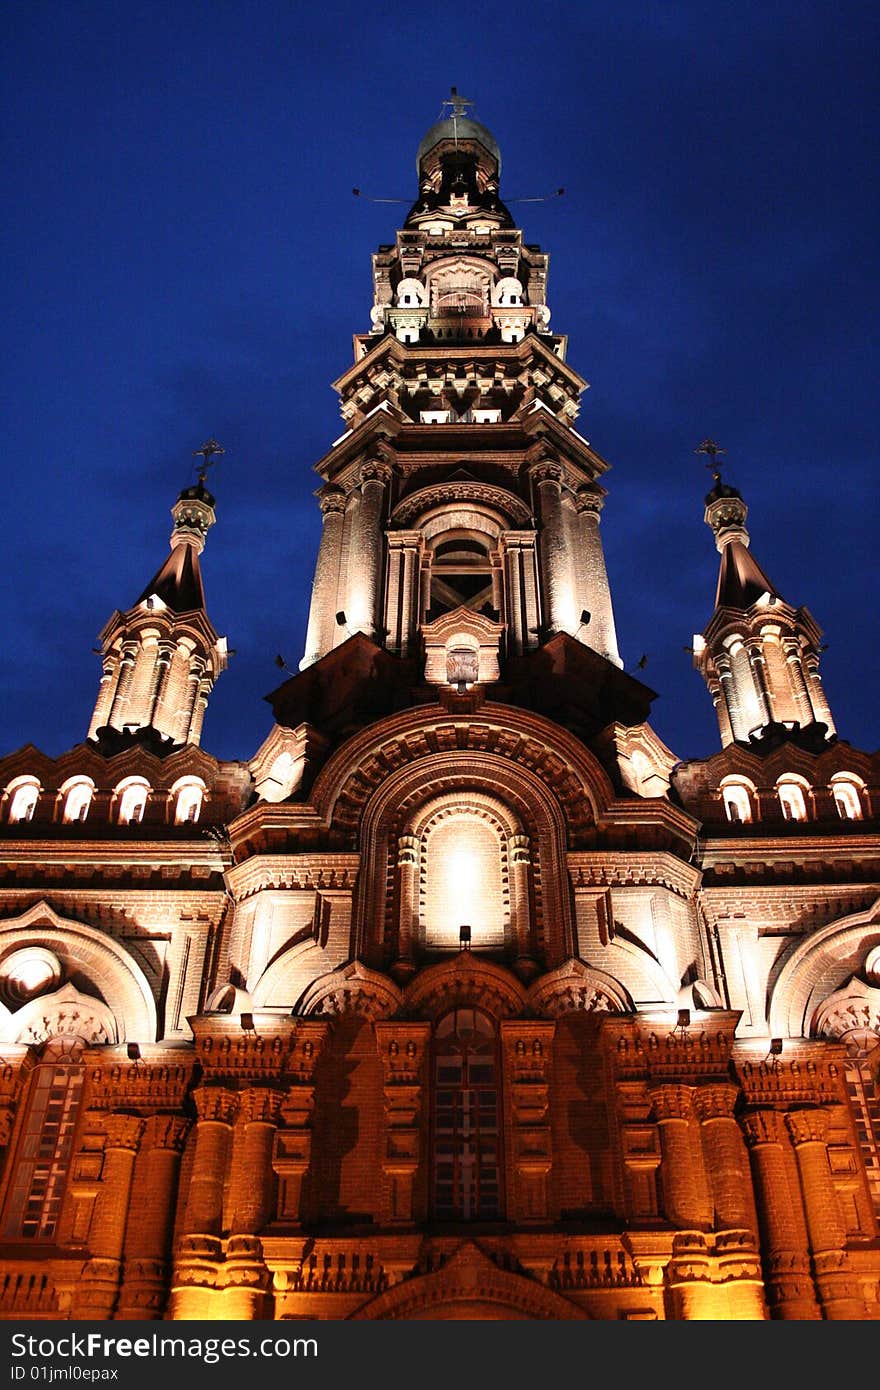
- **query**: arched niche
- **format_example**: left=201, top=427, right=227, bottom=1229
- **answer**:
left=0, top=902, right=158, bottom=1045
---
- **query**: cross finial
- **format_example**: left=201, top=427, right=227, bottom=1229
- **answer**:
left=193, top=438, right=225, bottom=484
left=695, top=437, right=726, bottom=485
left=442, top=86, right=473, bottom=120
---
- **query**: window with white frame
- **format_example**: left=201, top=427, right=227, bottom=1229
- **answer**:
left=6, top=778, right=40, bottom=824
left=831, top=777, right=863, bottom=821
left=721, top=781, right=753, bottom=824
left=116, top=778, right=150, bottom=825
left=778, top=780, right=808, bottom=821
left=172, top=777, right=206, bottom=825
left=61, top=778, right=94, bottom=824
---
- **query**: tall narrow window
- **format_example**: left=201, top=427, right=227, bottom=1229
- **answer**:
left=3, top=1063, right=84, bottom=1239
left=778, top=780, right=808, bottom=822
left=433, top=1008, right=501, bottom=1220
left=831, top=778, right=863, bottom=821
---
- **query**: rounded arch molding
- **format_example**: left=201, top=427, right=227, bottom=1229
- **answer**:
left=767, top=895, right=880, bottom=1040
left=310, top=704, right=614, bottom=839
left=349, top=1240, right=588, bottom=1320
left=0, top=900, right=158, bottom=1044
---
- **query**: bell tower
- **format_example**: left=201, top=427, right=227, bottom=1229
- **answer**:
left=692, top=442, right=836, bottom=748
left=299, top=91, right=621, bottom=679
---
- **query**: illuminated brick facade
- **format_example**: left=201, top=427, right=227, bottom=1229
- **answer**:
left=0, top=99, right=878, bottom=1320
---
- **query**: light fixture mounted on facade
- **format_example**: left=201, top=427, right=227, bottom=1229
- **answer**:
left=459, top=924, right=472, bottom=951
left=335, top=611, right=347, bottom=627
left=240, top=1012, right=257, bottom=1035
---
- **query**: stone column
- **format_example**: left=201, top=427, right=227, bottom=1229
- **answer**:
left=71, top=1112, right=145, bottom=1320
left=223, top=1088, right=282, bottom=1319
left=393, top=834, right=419, bottom=980
left=374, top=1022, right=431, bottom=1225
left=272, top=1022, right=329, bottom=1226
left=530, top=461, right=570, bottom=635
left=575, top=487, right=621, bottom=666
left=741, top=1108, right=820, bottom=1319
left=507, top=833, right=535, bottom=978
left=187, top=671, right=212, bottom=745
left=650, top=1085, right=713, bottom=1231
left=500, top=1021, right=556, bottom=1222
left=786, top=1108, right=866, bottom=1319
left=384, top=531, right=422, bottom=655
left=169, top=1087, right=237, bottom=1320
left=745, top=638, right=775, bottom=726
left=181, top=1086, right=237, bottom=1236
left=347, top=461, right=392, bottom=640
left=693, top=1083, right=759, bottom=1236
left=802, top=652, right=836, bottom=736
left=782, top=637, right=814, bottom=727
left=107, top=640, right=139, bottom=730
left=116, top=1115, right=190, bottom=1320
left=501, top=531, right=540, bottom=654
left=301, top=487, right=347, bottom=668
left=88, top=655, right=118, bottom=739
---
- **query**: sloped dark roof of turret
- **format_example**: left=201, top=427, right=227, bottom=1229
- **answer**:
left=715, top=540, right=782, bottom=610
left=136, top=542, right=205, bottom=613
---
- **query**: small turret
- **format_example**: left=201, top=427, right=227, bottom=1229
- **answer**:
left=87, top=443, right=229, bottom=748
left=692, top=442, right=835, bottom=749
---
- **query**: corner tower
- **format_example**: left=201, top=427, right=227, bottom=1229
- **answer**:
left=300, top=92, right=621, bottom=676
left=87, top=445, right=229, bottom=747
left=693, top=445, right=836, bottom=748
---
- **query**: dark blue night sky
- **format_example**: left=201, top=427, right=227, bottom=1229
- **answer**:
left=2, top=1, right=878, bottom=767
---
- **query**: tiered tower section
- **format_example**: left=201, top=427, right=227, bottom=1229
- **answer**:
left=694, top=469, right=835, bottom=748
left=87, top=475, right=228, bottom=748
left=300, top=101, right=621, bottom=676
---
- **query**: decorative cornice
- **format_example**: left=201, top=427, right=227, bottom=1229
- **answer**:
left=392, top=481, right=532, bottom=528
left=225, top=854, right=361, bottom=902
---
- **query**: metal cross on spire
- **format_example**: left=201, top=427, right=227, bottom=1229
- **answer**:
left=695, top=437, right=727, bottom=485
left=441, top=86, right=474, bottom=151
left=193, top=439, right=225, bottom=484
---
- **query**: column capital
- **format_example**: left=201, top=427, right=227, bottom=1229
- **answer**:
left=238, top=1087, right=283, bottom=1126
left=397, top=833, right=419, bottom=867
left=507, top=832, right=531, bottom=864
left=192, top=1085, right=238, bottom=1125
left=692, top=1082, right=739, bottom=1122
left=649, top=1083, right=694, bottom=1122
left=318, top=485, right=347, bottom=516
left=359, top=459, right=394, bottom=488
left=143, top=1114, right=191, bottom=1152
left=785, top=1107, right=828, bottom=1147
left=740, top=1107, right=786, bottom=1149
left=101, top=1113, right=146, bottom=1152
left=575, top=484, right=605, bottom=515
left=528, top=458, right=563, bottom=487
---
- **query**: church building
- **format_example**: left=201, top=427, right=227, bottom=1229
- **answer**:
left=0, top=99, right=878, bottom=1321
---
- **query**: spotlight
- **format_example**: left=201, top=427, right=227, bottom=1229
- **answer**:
left=768, top=1038, right=783, bottom=1055
left=459, top=924, right=472, bottom=951
left=677, top=1009, right=691, bottom=1029
left=335, top=611, right=347, bottom=626
left=579, top=609, right=591, bottom=625
left=240, top=1012, right=257, bottom=1034
left=126, top=1042, right=141, bottom=1061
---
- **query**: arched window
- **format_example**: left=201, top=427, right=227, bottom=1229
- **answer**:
left=60, top=777, right=95, bottom=824
left=115, top=777, right=150, bottom=825
left=777, top=778, right=809, bottom=822
left=721, top=779, right=753, bottom=824
left=3, top=1055, right=84, bottom=1239
left=6, top=777, right=40, bottom=824
left=171, top=776, right=206, bottom=825
left=433, top=1008, right=501, bottom=1220
left=831, top=776, right=863, bottom=821
left=421, top=809, right=507, bottom=949
left=428, top=534, right=494, bottom=620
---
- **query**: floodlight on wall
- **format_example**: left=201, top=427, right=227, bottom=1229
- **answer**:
left=768, top=1038, right=783, bottom=1055
left=335, top=611, right=347, bottom=627
left=240, top=1012, right=257, bottom=1035
left=127, top=1042, right=141, bottom=1061
left=459, top=924, right=472, bottom=951
left=577, top=609, right=591, bottom=630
